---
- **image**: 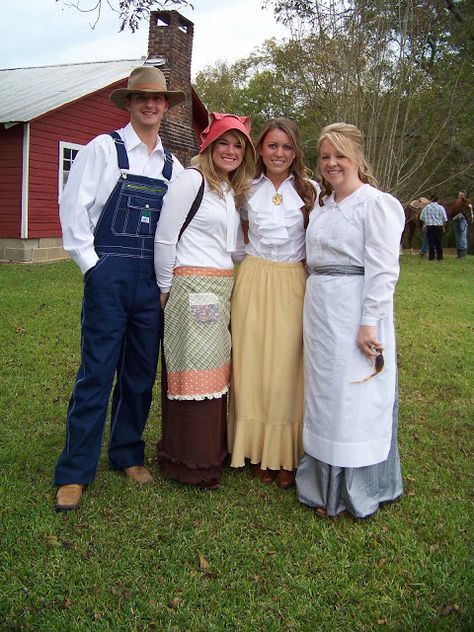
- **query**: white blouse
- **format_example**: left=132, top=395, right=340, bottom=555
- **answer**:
left=154, top=169, right=240, bottom=292
left=59, top=122, right=183, bottom=274
left=306, top=184, right=405, bottom=326
left=241, top=174, right=319, bottom=262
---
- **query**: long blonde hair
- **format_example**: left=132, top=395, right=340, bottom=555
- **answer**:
left=317, top=122, right=378, bottom=203
left=256, top=118, right=316, bottom=224
left=191, top=130, right=255, bottom=208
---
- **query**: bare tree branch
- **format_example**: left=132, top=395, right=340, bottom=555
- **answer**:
left=56, top=0, right=194, bottom=32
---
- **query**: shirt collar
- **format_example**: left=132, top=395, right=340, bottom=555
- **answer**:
left=121, top=122, right=164, bottom=154
left=253, top=172, right=295, bottom=186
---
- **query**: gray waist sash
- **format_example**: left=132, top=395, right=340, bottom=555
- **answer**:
left=311, top=264, right=364, bottom=276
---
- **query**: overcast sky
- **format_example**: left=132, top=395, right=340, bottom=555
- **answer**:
left=0, top=0, right=289, bottom=77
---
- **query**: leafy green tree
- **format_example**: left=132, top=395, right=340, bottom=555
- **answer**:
left=262, top=0, right=474, bottom=197
left=196, top=0, right=473, bottom=200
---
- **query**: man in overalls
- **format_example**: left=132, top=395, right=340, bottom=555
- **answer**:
left=54, top=66, right=185, bottom=511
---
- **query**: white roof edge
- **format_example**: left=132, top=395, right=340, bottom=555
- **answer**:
left=0, top=58, right=167, bottom=124
left=0, top=58, right=155, bottom=72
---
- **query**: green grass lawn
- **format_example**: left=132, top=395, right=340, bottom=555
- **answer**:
left=0, top=253, right=473, bottom=631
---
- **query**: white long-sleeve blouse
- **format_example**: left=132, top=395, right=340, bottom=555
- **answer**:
left=154, top=168, right=240, bottom=292
left=306, top=184, right=405, bottom=326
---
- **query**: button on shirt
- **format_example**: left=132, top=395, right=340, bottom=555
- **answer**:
left=59, top=122, right=184, bottom=274
left=420, top=202, right=447, bottom=226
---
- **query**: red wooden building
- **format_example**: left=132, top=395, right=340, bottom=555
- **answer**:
left=0, top=11, right=208, bottom=263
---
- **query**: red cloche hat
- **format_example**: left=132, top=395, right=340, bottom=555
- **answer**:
left=199, top=112, right=255, bottom=155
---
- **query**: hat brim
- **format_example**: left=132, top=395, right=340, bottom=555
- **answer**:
left=110, top=88, right=186, bottom=111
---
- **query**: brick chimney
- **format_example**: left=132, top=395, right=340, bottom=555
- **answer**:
left=148, top=10, right=200, bottom=165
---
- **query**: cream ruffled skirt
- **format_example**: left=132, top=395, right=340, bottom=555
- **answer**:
left=228, top=256, right=307, bottom=471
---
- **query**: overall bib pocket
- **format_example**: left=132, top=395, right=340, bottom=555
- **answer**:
left=112, top=184, right=167, bottom=237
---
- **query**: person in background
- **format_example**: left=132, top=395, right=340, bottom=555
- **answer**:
left=453, top=191, right=470, bottom=258
left=419, top=225, right=429, bottom=256
left=228, top=117, right=318, bottom=489
left=419, top=195, right=447, bottom=261
left=54, top=66, right=185, bottom=511
left=297, top=122, right=405, bottom=519
left=154, top=113, right=255, bottom=489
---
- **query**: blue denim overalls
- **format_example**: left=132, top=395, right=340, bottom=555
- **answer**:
left=55, top=132, right=173, bottom=485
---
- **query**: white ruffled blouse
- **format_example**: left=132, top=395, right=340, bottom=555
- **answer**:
left=241, top=174, right=318, bottom=262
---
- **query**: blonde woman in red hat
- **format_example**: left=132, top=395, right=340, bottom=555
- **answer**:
left=228, top=118, right=319, bottom=489
left=154, top=113, right=255, bottom=488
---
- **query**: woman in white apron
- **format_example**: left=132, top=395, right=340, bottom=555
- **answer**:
left=296, top=122, right=405, bottom=518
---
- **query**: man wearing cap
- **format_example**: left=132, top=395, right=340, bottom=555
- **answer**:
left=54, top=66, right=185, bottom=511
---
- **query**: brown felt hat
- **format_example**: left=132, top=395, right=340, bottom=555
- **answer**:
left=110, top=66, right=186, bottom=111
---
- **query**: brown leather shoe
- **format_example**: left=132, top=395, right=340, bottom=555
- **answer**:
left=123, top=465, right=153, bottom=484
left=314, top=507, right=348, bottom=520
left=252, top=464, right=275, bottom=484
left=276, top=468, right=295, bottom=489
left=54, top=484, right=84, bottom=512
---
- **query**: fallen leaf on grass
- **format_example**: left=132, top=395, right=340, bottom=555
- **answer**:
left=63, top=598, right=72, bottom=609
left=199, top=553, right=209, bottom=570
left=440, top=604, right=461, bottom=616
left=169, top=597, right=180, bottom=609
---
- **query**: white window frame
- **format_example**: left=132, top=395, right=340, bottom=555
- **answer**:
left=58, top=141, right=84, bottom=201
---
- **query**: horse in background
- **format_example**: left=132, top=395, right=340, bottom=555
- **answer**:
left=401, top=192, right=473, bottom=254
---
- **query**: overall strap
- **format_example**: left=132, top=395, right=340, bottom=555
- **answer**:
left=162, top=147, right=173, bottom=181
left=108, top=131, right=130, bottom=170
left=178, top=169, right=205, bottom=241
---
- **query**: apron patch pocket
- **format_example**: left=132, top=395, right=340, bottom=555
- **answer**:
left=189, top=293, right=220, bottom=324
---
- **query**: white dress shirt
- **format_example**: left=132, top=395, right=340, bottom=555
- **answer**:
left=59, top=122, right=183, bottom=274
left=241, top=174, right=319, bottom=262
left=154, top=169, right=241, bottom=292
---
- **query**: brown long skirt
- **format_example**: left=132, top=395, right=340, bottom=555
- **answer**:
left=157, top=362, right=228, bottom=485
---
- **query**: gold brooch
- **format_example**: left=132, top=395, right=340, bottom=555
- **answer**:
left=272, top=193, right=283, bottom=205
